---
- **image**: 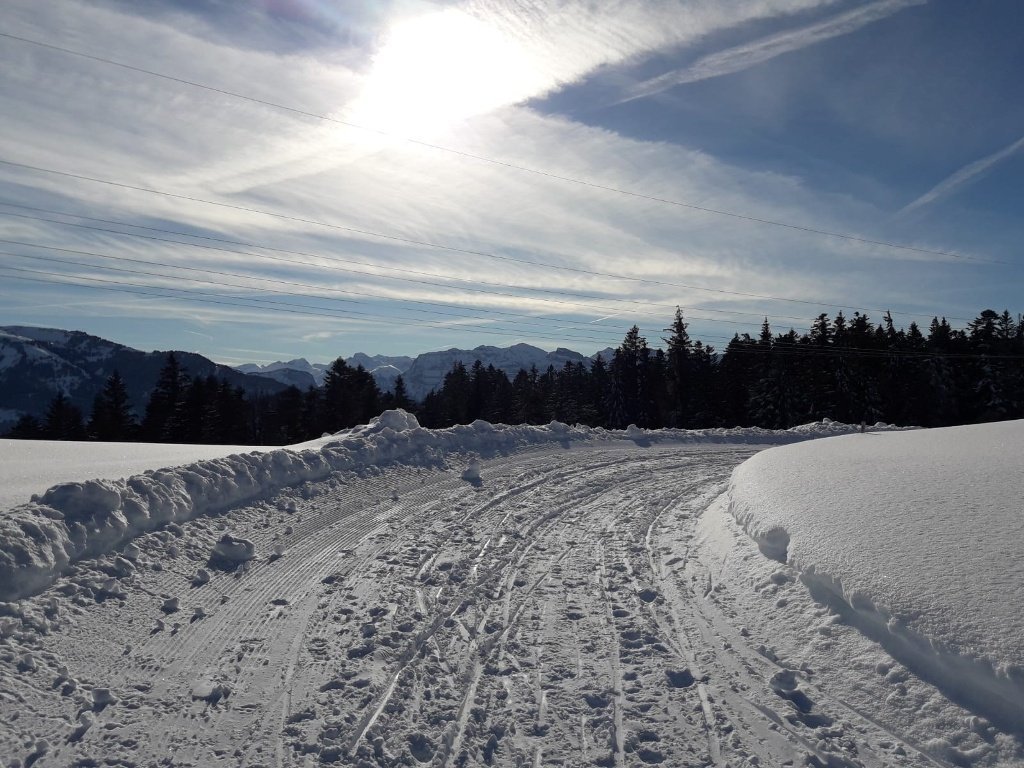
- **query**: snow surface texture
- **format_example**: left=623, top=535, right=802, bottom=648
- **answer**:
left=0, top=439, right=272, bottom=512
left=729, top=420, right=1024, bottom=734
left=5, top=415, right=1023, bottom=767
left=0, top=413, right=896, bottom=602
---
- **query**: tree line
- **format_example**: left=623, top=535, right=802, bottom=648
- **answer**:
left=5, top=353, right=406, bottom=444
left=417, top=308, right=1024, bottom=430
left=6, top=308, right=1023, bottom=443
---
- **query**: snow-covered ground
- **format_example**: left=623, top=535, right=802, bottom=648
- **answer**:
left=0, top=439, right=273, bottom=511
left=0, top=414, right=1020, bottom=767
left=728, top=420, right=1024, bottom=755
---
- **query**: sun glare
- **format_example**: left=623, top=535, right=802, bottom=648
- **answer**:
left=348, top=9, right=534, bottom=136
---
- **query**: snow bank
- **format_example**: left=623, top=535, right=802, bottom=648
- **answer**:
left=728, top=419, right=1024, bottom=732
left=0, top=438, right=273, bottom=511
left=0, top=412, right=897, bottom=601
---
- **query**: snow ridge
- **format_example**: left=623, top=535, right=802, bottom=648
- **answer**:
left=0, top=413, right=895, bottom=602
left=797, top=564, right=1024, bottom=736
left=727, top=421, right=1024, bottom=739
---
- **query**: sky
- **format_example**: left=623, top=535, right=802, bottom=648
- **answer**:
left=0, top=0, right=1022, bottom=365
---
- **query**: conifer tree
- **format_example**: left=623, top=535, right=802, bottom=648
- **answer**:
left=87, top=370, right=137, bottom=441
left=7, top=414, right=43, bottom=439
left=43, top=392, right=85, bottom=440
left=391, top=375, right=412, bottom=411
left=664, top=308, right=693, bottom=426
left=142, top=352, right=188, bottom=441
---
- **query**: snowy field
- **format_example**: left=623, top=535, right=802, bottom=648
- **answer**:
left=0, top=414, right=1020, bottom=767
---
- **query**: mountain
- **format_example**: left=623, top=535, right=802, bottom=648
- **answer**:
left=0, top=326, right=289, bottom=432
left=346, top=353, right=415, bottom=373
left=236, top=358, right=326, bottom=388
left=401, top=344, right=598, bottom=400
left=236, top=354, right=415, bottom=391
left=234, top=346, right=615, bottom=401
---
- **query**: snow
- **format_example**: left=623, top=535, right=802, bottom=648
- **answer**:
left=0, top=415, right=892, bottom=602
left=0, top=326, right=76, bottom=345
left=729, top=419, right=1024, bottom=737
left=0, top=438, right=272, bottom=511
left=4, top=414, right=1021, bottom=767
left=0, top=344, right=20, bottom=372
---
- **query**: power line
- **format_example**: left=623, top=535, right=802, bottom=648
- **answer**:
left=0, top=30, right=1006, bottom=268
left=0, top=205, right=806, bottom=326
left=5, top=266, right=1011, bottom=361
left=2, top=238, right=775, bottom=342
left=0, top=245, right=759, bottom=347
left=0, top=160, right=968, bottom=324
left=0, top=265, right=633, bottom=347
left=0, top=252, right=639, bottom=346
left=721, top=341, right=1024, bottom=361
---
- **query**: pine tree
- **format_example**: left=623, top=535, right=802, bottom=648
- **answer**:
left=142, top=353, right=188, bottom=441
left=663, top=308, right=693, bottom=426
left=7, top=414, right=43, bottom=439
left=43, top=392, right=86, bottom=440
left=391, top=375, right=412, bottom=411
left=321, top=357, right=381, bottom=430
left=440, top=361, right=471, bottom=424
left=87, top=370, right=137, bottom=441
left=586, top=354, right=610, bottom=426
left=611, top=326, right=651, bottom=426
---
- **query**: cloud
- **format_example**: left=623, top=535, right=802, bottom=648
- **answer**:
left=897, top=134, right=1024, bottom=216
left=618, top=0, right=927, bottom=103
left=0, top=0, right=985, bottom=360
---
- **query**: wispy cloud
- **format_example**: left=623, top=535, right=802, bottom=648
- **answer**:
left=618, top=0, right=926, bottom=103
left=0, top=0, right=992, bottom=360
left=898, top=134, right=1024, bottom=215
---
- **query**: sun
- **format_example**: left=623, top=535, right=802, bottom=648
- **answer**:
left=347, top=9, right=535, bottom=136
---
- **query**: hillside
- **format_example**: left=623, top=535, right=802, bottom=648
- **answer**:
left=0, top=326, right=289, bottom=431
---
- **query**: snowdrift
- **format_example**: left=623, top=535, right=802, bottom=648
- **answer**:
left=728, top=419, right=1024, bottom=733
left=0, top=438, right=273, bottom=511
left=0, top=412, right=896, bottom=601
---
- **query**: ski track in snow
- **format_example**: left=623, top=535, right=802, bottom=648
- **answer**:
left=0, top=436, right=1019, bottom=767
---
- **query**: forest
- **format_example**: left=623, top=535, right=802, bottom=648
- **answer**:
left=7, top=308, right=1023, bottom=444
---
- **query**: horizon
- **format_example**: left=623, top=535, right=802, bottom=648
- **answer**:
left=2, top=1, right=1022, bottom=364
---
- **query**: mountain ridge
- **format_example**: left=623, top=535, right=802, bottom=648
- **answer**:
left=0, top=326, right=289, bottom=431
left=233, top=344, right=615, bottom=400
left=0, top=325, right=618, bottom=432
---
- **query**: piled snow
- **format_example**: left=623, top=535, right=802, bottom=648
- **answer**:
left=0, top=413, right=899, bottom=601
left=0, top=439, right=273, bottom=511
left=729, top=419, right=1024, bottom=731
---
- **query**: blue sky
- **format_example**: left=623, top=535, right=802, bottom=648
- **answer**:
left=0, top=0, right=1021, bottom=364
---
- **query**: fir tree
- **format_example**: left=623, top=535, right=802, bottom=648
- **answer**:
left=43, top=392, right=86, bottom=440
left=7, top=414, right=43, bottom=439
left=87, top=370, right=137, bottom=441
left=663, top=308, right=693, bottom=426
left=142, top=352, right=188, bottom=441
left=391, top=375, right=412, bottom=411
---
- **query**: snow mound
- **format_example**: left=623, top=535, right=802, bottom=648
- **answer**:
left=0, top=413, right=898, bottom=601
left=368, top=409, right=422, bottom=433
left=209, top=534, right=256, bottom=569
left=728, top=419, right=1024, bottom=733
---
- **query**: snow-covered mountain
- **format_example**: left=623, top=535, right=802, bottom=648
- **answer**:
left=346, top=352, right=415, bottom=374
left=236, top=355, right=415, bottom=390
left=236, top=358, right=326, bottom=388
left=400, top=343, right=595, bottom=400
left=235, top=346, right=615, bottom=400
left=0, top=326, right=288, bottom=431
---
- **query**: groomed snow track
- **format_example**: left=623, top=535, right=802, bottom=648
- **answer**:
left=1, top=417, right=1009, bottom=767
